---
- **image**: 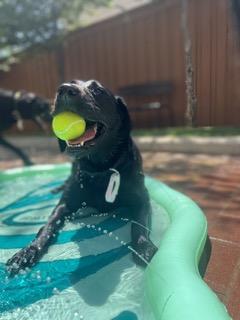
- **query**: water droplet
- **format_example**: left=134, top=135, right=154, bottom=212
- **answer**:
left=113, top=214, right=116, bottom=218
left=82, top=202, right=87, bottom=207
left=87, top=224, right=91, bottom=228
left=46, top=276, right=51, bottom=283
left=80, top=184, right=84, bottom=189
left=98, top=227, right=102, bottom=231
left=53, top=287, right=60, bottom=295
left=12, top=262, right=19, bottom=269
left=56, top=220, right=61, bottom=225
left=108, top=232, right=113, bottom=237
left=19, top=269, right=27, bottom=275
left=103, top=230, right=108, bottom=234
left=115, top=236, right=119, bottom=240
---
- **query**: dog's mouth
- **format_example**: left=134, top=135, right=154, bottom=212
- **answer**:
left=66, top=120, right=105, bottom=148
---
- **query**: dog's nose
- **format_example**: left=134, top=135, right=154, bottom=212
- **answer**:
left=57, top=83, right=79, bottom=97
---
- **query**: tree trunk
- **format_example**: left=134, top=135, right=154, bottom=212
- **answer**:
left=181, top=0, right=197, bottom=127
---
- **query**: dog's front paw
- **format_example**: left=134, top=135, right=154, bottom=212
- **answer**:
left=6, top=245, right=40, bottom=276
left=132, top=237, right=158, bottom=267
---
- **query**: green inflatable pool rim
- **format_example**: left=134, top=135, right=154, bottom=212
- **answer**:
left=145, top=177, right=231, bottom=320
left=0, top=163, right=71, bottom=182
left=0, top=164, right=232, bottom=320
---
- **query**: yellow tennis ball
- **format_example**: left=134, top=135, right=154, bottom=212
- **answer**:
left=52, top=112, right=86, bottom=141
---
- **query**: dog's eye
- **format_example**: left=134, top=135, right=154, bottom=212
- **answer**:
left=92, top=87, right=104, bottom=95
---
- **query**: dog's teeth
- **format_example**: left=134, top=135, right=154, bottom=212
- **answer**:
left=81, top=141, right=84, bottom=146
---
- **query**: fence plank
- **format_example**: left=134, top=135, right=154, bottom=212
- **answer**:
left=0, top=0, right=239, bottom=128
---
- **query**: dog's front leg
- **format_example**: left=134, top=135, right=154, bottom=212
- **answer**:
left=131, top=201, right=157, bottom=267
left=6, top=203, right=70, bottom=276
left=0, top=136, right=34, bottom=166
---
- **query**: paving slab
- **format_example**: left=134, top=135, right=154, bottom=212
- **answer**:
left=136, top=136, right=240, bottom=155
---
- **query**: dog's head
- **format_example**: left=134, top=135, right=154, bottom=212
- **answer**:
left=52, top=80, right=131, bottom=159
left=16, top=91, right=52, bottom=131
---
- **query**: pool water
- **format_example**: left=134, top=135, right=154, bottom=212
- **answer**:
left=0, top=165, right=169, bottom=320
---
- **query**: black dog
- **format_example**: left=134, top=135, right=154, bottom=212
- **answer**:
left=6, top=80, right=157, bottom=275
left=0, top=88, right=51, bottom=166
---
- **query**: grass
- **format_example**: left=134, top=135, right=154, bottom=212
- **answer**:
left=132, top=127, right=240, bottom=137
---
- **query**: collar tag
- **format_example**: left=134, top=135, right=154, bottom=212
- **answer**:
left=105, top=169, right=120, bottom=203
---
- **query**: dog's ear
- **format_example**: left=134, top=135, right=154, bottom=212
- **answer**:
left=57, top=139, right=67, bottom=153
left=115, top=96, right=132, bottom=132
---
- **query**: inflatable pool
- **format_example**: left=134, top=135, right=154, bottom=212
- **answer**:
left=0, top=164, right=231, bottom=320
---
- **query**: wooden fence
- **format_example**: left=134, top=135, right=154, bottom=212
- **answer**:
left=0, top=0, right=239, bottom=128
